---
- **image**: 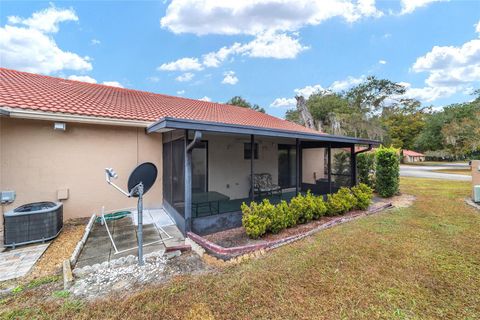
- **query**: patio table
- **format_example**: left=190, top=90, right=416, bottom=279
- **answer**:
left=192, top=191, right=230, bottom=217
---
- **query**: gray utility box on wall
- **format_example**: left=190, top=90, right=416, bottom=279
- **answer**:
left=3, top=202, right=63, bottom=248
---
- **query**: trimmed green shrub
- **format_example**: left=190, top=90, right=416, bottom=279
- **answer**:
left=308, top=191, right=327, bottom=219
left=357, top=152, right=375, bottom=188
left=375, top=146, right=400, bottom=198
left=337, top=187, right=357, bottom=211
left=326, top=187, right=356, bottom=215
left=262, top=199, right=288, bottom=234
left=241, top=201, right=270, bottom=239
left=277, top=200, right=296, bottom=228
left=290, top=193, right=314, bottom=224
left=351, top=183, right=374, bottom=210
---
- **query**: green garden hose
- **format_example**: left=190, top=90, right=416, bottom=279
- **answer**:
left=96, top=210, right=131, bottom=223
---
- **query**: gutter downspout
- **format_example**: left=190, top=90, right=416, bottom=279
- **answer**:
left=185, top=131, right=203, bottom=233
left=355, top=144, right=374, bottom=156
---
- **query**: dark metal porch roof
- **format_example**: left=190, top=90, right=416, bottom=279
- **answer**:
left=147, top=117, right=381, bottom=145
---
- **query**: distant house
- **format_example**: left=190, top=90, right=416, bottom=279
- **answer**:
left=0, top=68, right=380, bottom=236
left=402, top=150, right=425, bottom=163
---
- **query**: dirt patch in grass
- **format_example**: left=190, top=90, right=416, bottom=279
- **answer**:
left=26, top=218, right=87, bottom=280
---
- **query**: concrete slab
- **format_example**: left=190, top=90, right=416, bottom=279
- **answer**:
left=0, top=243, right=49, bottom=281
left=74, top=209, right=183, bottom=269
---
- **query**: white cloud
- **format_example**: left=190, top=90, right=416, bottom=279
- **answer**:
left=476, top=20, right=480, bottom=34
left=270, top=76, right=364, bottom=108
left=222, top=71, right=238, bottom=85
left=67, top=75, right=97, bottom=83
left=294, top=84, right=325, bottom=97
left=270, top=84, right=325, bottom=108
left=242, top=31, right=308, bottom=59
left=0, top=7, right=92, bottom=75
left=399, top=0, right=447, bottom=15
left=329, top=75, right=366, bottom=92
left=7, top=6, right=78, bottom=33
left=199, top=96, right=211, bottom=102
left=408, top=23, right=480, bottom=101
left=158, top=57, right=203, bottom=71
left=91, top=38, right=101, bottom=45
left=175, top=72, right=194, bottom=82
left=177, top=90, right=185, bottom=95
left=401, top=82, right=458, bottom=102
left=67, top=76, right=124, bottom=88
left=412, top=40, right=480, bottom=73
left=161, top=0, right=383, bottom=36
left=102, top=81, right=123, bottom=88
left=161, top=31, right=307, bottom=75
left=270, top=97, right=296, bottom=108
left=379, top=59, right=387, bottom=64
left=159, top=1, right=383, bottom=73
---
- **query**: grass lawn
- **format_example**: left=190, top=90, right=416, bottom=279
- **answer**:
left=1, top=177, right=480, bottom=319
left=431, top=168, right=472, bottom=176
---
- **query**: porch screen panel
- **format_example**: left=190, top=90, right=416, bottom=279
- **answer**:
left=163, top=137, right=185, bottom=217
left=171, top=139, right=185, bottom=216
left=163, top=141, right=172, bottom=208
left=278, top=144, right=296, bottom=188
left=301, top=147, right=329, bottom=195
left=331, top=147, right=352, bottom=190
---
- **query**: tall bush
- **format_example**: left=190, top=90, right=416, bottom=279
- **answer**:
left=375, top=146, right=400, bottom=198
left=357, top=152, right=375, bottom=188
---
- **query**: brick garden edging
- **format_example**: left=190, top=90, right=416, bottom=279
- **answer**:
left=187, top=202, right=394, bottom=261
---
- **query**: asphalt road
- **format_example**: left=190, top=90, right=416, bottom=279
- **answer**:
left=400, top=164, right=472, bottom=181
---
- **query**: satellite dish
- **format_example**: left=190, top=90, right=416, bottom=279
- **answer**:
left=127, top=162, right=157, bottom=197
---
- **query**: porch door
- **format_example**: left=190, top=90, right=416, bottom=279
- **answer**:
left=278, top=144, right=296, bottom=188
left=191, top=142, right=208, bottom=193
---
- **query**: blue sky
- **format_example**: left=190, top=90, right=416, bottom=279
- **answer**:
left=1, top=0, right=479, bottom=118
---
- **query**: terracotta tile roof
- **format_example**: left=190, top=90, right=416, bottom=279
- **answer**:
left=0, top=68, right=321, bottom=134
left=403, top=149, right=425, bottom=157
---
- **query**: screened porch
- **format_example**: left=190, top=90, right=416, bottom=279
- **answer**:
left=159, top=127, right=368, bottom=235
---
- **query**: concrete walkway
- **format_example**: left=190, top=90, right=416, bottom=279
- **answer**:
left=400, top=164, right=471, bottom=181
left=75, top=209, right=184, bottom=268
left=0, top=244, right=49, bottom=281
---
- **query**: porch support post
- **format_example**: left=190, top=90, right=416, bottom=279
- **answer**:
left=351, top=145, right=357, bottom=187
left=250, top=134, right=255, bottom=201
left=185, top=130, right=202, bottom=233
left=295, top=138, right=300, bottom=195
left=328, top=143, right=332, bottom=194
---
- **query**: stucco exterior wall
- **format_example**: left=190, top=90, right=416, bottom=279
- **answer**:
left=206, top=134, right=289, bottom=200
left=0, top=118, right=162, bottom=220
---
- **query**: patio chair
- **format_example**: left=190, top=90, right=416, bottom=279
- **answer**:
left=251, top=173, right=282, bottom=199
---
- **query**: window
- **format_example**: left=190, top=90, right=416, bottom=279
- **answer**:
left=244, top=142, right=259, bottom=160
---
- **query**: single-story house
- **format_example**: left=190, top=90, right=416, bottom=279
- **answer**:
left=0, top=68, right=379, bottom=237
left=402, top=149, right=425, bottom=163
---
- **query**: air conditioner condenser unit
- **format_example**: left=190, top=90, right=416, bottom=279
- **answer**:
left=474, top=185, right=480, bottom=203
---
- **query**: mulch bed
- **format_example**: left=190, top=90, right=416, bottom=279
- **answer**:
left=204, top=210, right=364, bottom=248
left=25, top=218, right=88, bottom=280
left=204, top=193, right=415, bottom=248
